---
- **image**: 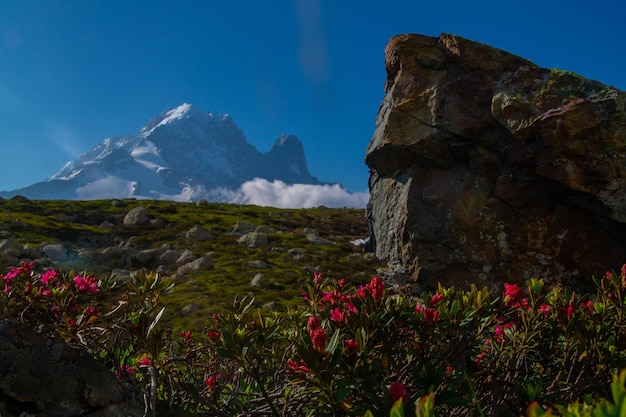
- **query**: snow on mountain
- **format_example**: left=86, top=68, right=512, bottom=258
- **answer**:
left=0, top=104, right=335, bottom=204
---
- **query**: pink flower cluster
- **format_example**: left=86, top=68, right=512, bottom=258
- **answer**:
left=307, top=316, right=328, bottom=353
left=73, top=274, right=99, bottom=293
left=358, top=276, right=385, bottom=300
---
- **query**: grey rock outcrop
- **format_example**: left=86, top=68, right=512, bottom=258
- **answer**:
left=0, top=321, right=131, bottom=417
left=366, top=33, right=626, bottom=291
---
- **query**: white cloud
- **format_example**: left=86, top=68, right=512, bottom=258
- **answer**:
left=224, top=178, right=369, bottom=209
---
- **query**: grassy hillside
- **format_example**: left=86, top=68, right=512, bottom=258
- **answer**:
left=0, top=197, right=381, bottom=332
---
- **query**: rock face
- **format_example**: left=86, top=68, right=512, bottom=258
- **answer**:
left=0, top=321, right=140, bottom=417
left=365, top=33, right=626, bottom=291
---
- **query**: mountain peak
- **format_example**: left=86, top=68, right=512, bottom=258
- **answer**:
left=140, top=103, right=208, bottom=137
left=1, top=104, right=324, bottom=201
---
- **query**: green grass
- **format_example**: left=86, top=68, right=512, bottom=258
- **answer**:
left=0, top=197, right=381, bottom=332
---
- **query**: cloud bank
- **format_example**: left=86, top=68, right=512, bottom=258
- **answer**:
left=220, top=178, right=369, bottom=209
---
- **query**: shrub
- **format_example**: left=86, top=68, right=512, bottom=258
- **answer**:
left=1, top=262, right=625, bottom=416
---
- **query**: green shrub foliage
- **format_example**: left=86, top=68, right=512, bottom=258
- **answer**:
left=1, top=262, right=625, bottom=416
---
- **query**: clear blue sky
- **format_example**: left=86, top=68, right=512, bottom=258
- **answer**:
left=1, top=0, right=624, bottom=194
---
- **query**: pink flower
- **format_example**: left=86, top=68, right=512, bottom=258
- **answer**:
left=73, top=275, right=99, bottom=293
left=2, top=269, right=18, bottom=283
left=137, top=357, right=152, bottom=366
left=310, top=328, right=328, bottom=353
left=329, top=307, right=347, bottom=323
left=3, top=284, right=10, bottom=296
left=180, top=330, right=193, bottom=344
left=313, top=271, right=325, bottom=284
left=423, top=307, right=439, bottom=323
left=115, top=365, right=136, bottom=379
left=415, top=304, right=439, bottom=323
left=287, top=358, right=312, bottom=373
left=367, top=277, right=385, bottom=300
left=41, top=269, right=58, bottom=286
left=389, top=382, right=409, bottom=403
left=494, top=321, right=514, bottom=342
left=504, top=283, right=525, bottom=308
left=539, top=303, right=551, bottom=317
left=307, top=316, right=321, bottom=331
left=206, top=330, right=221, bottom=339
left=431, top=292, right=443, bottom=306
left=85, top=306, right=99, bottom=317
left=562, top=302, right=577, bottom=319
left=344, top=338, right=358, bottom=355
left=36, top=287, right=52, bottom=297
left=205, top=375, right=218, bottom=391
left=580, top=300, right=594, bottom=315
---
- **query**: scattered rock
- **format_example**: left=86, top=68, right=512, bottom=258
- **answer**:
left=186, top=225, right=215, bottom=242
left=232, top=221, right=256, bottom=235
left=176, top=256, right=213, bottom=276
left=159, top=250, right=181, bottom=265
left=123, top=206, right=149, bottom=226
left=248, top=260, right=269, bottom=269
left=255, top=225, right=276, bottom=234
left=41, top=243, right=69, bottom=262
left=250, top=273, right=270, bottom=289
left=0, top=240, right=21, bottom=257
left=176, top=250, right=196, bottom=265
left=237, top=232, right=268, bottom=248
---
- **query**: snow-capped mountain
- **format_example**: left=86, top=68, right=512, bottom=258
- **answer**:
left=0, top=104, right=323, bottom=201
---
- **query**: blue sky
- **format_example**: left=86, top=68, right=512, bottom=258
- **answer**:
left=1, top=0, right=624, bottom=196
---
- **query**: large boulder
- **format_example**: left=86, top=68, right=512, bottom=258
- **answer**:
left=365, top=33, right=626, bottom=291
left=0, top=321, right=132, bottom=417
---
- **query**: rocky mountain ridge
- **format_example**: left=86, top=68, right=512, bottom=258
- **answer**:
left=0, top=103, right=323, bottom=201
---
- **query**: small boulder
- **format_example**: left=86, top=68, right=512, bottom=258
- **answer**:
left=237, top=232, right=268, bottom=248
left=41, top=243, right=68, bottom=261
left=250, top=273, right=270, bottom=289
left=186, top=225, right=215, bottom=242
left=176, top=256, right=213, bottom=275
left=123, top=206, right=149, bottom=226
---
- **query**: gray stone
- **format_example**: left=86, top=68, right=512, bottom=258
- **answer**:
left=250, top=273, right=270, bottom=289
left=136, top=248, right=163, bottom=265
left=237, top=232, right=268, bottom=248
left=186, top=225, right=215, bottom=242
left=232, top=221, right=256, bottom=234
left=159, top=249, right=181, bottom=265
left=176, top=249, right=196, bottom=265
left=248, top=260, right=269, bottom=269
left=176, top=256, right=213, bottom=275
left=123, top=206, right=148, bottom=226
left=0, top=240, right=21, bottom=257
left=42, top=243, right=68, bottom=261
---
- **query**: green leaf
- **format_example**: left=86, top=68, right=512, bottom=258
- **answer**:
left=146, top=306, right=165, bottom=339
left=390, top=399, right=405, bottom=417
left=326, top=328, right=342, bottom=355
